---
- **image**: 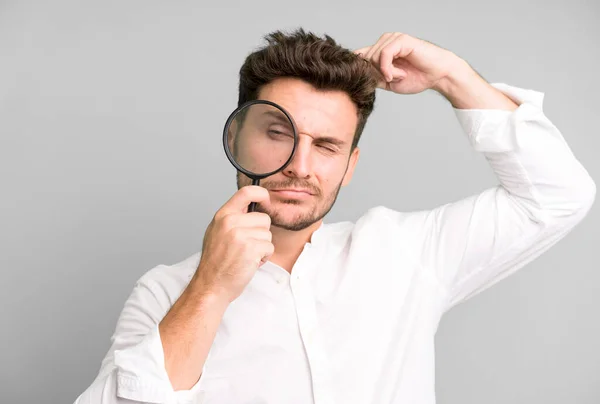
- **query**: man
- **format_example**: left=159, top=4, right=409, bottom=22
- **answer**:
left=74, top=29, right=595, bottom=404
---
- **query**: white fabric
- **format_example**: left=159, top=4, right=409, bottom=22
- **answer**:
left=74, top=83, right=596, bottom=404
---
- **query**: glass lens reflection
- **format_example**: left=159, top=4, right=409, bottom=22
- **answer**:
left=227, top=103, right=295, bottom=175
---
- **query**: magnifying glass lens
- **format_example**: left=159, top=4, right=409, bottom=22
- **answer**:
left=226, top=103, right=296, bottom=176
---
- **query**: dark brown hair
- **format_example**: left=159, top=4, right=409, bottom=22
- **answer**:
left=238, top=28, right=378, bottom=150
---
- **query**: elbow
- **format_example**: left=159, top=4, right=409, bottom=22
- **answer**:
left=574, top=173, right=596, bottom=215
left=529, top=173, right=596, bottom=226
left=556, top=173, right=596, bottom=224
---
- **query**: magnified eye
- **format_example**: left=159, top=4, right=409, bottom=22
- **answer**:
left=224, top=101, right=297, bottom=192
left=268, top=126, right=293, bottom=139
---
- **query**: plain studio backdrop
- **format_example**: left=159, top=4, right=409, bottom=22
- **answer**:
left=1, top=1, right=598, bottom=403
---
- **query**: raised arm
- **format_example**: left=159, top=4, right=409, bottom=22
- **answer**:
left=356, top=32, right=596, bottom=310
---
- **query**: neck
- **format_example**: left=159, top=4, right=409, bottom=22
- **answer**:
left=269, top=220, right=322, bottom=273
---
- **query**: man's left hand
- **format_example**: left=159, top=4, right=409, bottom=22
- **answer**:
left=354, top=32, right=466, bottom=95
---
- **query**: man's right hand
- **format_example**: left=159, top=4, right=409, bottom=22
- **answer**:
left=155, top=186, right=272, bottom=392
left=193, top=185, right=274, bottom=304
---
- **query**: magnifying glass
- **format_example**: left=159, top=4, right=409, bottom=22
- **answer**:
left=223, top=100, right=299, bottom=212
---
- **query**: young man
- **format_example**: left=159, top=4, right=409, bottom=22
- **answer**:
left=74, top=29, right=595, bottom=404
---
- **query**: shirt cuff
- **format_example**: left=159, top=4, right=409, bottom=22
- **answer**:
left=113, top=324, right=206, bottom=404
left=453, top=83, right=546, bottom=153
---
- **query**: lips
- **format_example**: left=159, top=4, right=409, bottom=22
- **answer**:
left=271, top=188, right=313, bottom=195
left=270, top=188, right=314, bottom=198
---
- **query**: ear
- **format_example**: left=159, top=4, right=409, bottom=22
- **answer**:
left=341, top=146, right=360, bottom=187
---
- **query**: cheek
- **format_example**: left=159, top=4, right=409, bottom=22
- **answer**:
left=314, top=157, right=349, bottom=190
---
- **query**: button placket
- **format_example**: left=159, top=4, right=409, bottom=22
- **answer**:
left=291, top=249, right=336, bottom=404
left=259, top=261, right=290, bottom=290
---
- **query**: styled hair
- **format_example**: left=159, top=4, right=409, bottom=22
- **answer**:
left=237, top=28, right=378, bottom=149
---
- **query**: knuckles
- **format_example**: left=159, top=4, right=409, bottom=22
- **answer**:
left=240, top=185, right=254, bottom=198
left=381, top=31, right=403, bottom=40
left=229, top=227, right=246, bottom=244
left=259, top=212, right=272, bottom=227
left=380, top=47, right=393, bottom=57
left=213, top=209, right=226, bottom=222
left=220, top=214, right=236, bottom=231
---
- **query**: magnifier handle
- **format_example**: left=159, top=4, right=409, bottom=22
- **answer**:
left=248, top=178, right=260, bottom=213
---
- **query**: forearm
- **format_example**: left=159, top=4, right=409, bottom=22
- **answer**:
left=433, top=57, right=519, bottom=111
left=447, top=80, right=595, bottom=219
left=419, top=81, right=595, bottom=311
left=158, top=276, right=229, bottom=391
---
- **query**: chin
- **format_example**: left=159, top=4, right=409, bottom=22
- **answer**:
left=270, top=204, right=308, bottom=220
left=267, top=203, right=318, bottom=230
left=271, top=218, right=316, bottom=232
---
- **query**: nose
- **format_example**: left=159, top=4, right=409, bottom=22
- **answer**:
left=283, top=135, right=312, bottom=179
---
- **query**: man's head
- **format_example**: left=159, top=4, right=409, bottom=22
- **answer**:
left=235, top=28, right=378, bottom=231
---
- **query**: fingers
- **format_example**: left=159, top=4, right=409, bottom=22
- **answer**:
left=256, top=240, right=275, bottom=264
left=243, top=228, right=273, bottom=242
left=375, top=34, right=405, bottom=81
left=353, top=32, right=394, bottom=61
left=237, top=212, right=271, bottom=229
left=219, top=186, right=270, bottom=216
left=367, top=36, right=395, bottom=81
left=354, top=45, right=387, bottom=89
left=364, top=32, right=394, bottom=60
left=353, top=46, right=371, bottom=56
left=217, top=212, right=271, bottom=239
left=379, top=46, right=408, bottom=82
left=355, top=32, right=411, bottom=83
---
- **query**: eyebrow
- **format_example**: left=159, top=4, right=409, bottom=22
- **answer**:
left=261, top=110, right=291, bottom=124
left=261, top=110, right=347, bottom=147
left=315, top=136, right=346, bottom=147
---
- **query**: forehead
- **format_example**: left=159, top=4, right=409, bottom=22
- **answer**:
left=256, top=77, right=358, bottom=143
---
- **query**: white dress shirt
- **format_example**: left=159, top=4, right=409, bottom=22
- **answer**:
left=74, top=83, right=596, bottom=404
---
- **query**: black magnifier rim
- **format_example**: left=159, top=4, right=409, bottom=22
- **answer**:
left=223, top=99, right=299, bottom=180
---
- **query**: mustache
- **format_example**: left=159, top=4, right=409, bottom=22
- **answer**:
left=261, top=178, right=321, bottom=196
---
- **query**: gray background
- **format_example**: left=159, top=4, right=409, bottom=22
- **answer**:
left=1, top=0, right=598, bottom=403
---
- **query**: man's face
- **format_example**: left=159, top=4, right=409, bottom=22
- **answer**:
left=236, top=77, right=360, bottom=231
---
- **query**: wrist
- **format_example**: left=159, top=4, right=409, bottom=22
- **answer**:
left=189, top=267, right=232, bottom=309
left=187, top=285, right=231, bottom=318
left=432, top=57, right=484, bottom=107
left=433, top=57, right=519, bottom=110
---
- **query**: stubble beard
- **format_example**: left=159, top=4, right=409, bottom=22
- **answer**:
left=236, top=174, right=343, bottom=231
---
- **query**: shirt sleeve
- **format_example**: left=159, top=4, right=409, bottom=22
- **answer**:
left=73, top=275, right=206, bottom=404
left=414, top=83, right=596, bottom=312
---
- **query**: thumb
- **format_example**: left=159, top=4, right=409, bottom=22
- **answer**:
left=382, top=65, right=407, bottom=83
left=222, top=185, right=270, bottom=214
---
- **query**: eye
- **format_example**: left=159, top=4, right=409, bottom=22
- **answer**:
left=268, top=128, right=293, bottom=139
left=317, top=144, right=337, bottom=154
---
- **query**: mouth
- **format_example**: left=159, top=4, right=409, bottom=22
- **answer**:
left=270, top=188, right=315, bottom=199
